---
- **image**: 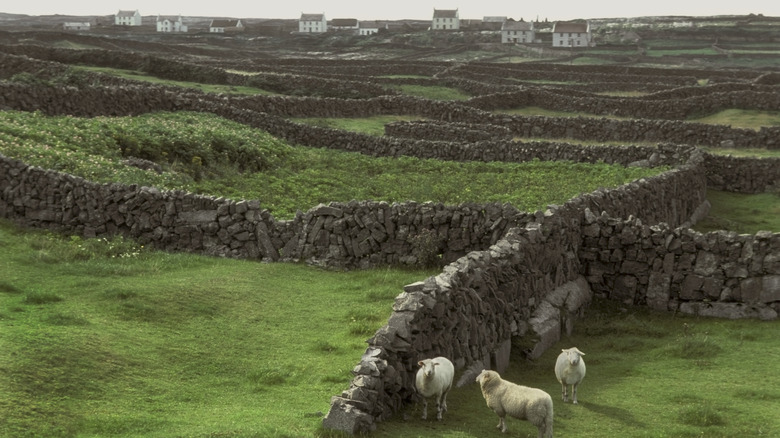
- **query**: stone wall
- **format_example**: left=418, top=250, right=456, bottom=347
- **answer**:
left=579, top=212, right=780, bottom=319
left=1, top=48, right=778, bottom=435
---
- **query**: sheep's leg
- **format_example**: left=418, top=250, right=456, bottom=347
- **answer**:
left=435, top=394, right=443, bottom=421
left=441, top=386, right=450, bottom=413
left=497, top=416, right=507, bottom=433
left=421, top=398, right=428, bottom=420
left=572, top=383, right=579, bottom=404
left=561, top=383, right=568, bottom=402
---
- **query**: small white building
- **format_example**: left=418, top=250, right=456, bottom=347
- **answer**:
left=552, top=21, right=592, bottom=47
left=299, top=13, right=327, bottom=33
left=209, top=19, right=244, bottom=33
left=63, top=22, right=91, bottom=31
left=156, top=15, right=187, bottom=33
left=432, top=9, right=459, bottom=30
left=115, top=10, right=142, bottom=26
left=358, top=21, right=386, bottom=36
left=501, top=20, right=534, bottom=43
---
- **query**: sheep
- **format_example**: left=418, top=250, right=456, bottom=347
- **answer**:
left=555, top=347, right=586, bottom=404
left=415, top=356, right=455, bottom=421
left=476, top=369, right=554, bottom=438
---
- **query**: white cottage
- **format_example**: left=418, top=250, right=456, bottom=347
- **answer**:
left=299, top=13, right=327, bottom=33
left=552, top=21, right=592, bottom=47
left=209, top=19, right=244, bottom=33
left=115, top=10, right=142, bottom=26
left=63, top=22, right=91, bottom=31
left=359, top=21, right=386, bottom=36
left=501, top=20, right=534, bottom=43
left=156, top=15, right=187, bottom=33
left=432, top=9, right=459, bottom=30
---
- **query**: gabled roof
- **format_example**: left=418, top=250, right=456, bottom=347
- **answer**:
left=359, top=20, right=387, bottom=29
left=331, top=18, right=358, bottom=27
left=157, top=15, right=181, bottom=22
left=502, top=20, right=534, bottom=31
left=116, top=10, right=138, bottom=17
left=553, top=21, right=589, bottom=33
left=433, top=9, right=458, bottom=19
left=300, top=13, right=325, bottom=21
left=210, top=19, right=242, bottom=28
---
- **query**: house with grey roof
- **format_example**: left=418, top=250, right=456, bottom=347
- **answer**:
left=330, top=18, right=358, bottom=31
left=359, top=21, right=387, bottom=36
left=432, top=9, right=459, bottom=30
left=501, top=19, right=535, bottom=43
left=115, top=10, right=142, bottom=26
left=300, top=13, right=327, bottom=33
left=209, top=19, right=244, bottom=33
left=157, top=15, right=187, bottom=33
left=552, top=21, right=592, bottom=47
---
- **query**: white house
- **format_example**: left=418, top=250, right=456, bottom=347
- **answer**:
left=156, top=15, right=187, bottom=33
left=115, top=10, right=142, bottom=26
left=299, top=13, right=327, bottom=33
left=63, top=22, right=91, bottom=31
left=432, top=9, right=459, bottom=30
left=209, top=19, right=244, bottom=33
left=501, top=20, right=534, bottom=43
left=359, top=21, right=386, bottom=36
left=552, top=21, right=592, bottom=47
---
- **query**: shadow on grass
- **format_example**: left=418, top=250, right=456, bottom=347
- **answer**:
left=580, top=400, right=647, bottom=429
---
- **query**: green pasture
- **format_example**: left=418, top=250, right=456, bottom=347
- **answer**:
left=0, top=110, right=666, bottom=219
left=75, top=66, right=276, bottom=95
left=0, top=219, right=436, bottom=438
left=373, top=298, right=780, bottom=438
left=694, top=190, right=780, bottom=235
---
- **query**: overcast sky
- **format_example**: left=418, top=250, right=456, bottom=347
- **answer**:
left=2, top=1, right=778, bottom=21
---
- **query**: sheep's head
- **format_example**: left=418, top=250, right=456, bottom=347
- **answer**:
left=563, top=347, right=585, bottom=366
left=418, top=359, right=439, bottom=378
left=475, top=369, right=496, bottom=386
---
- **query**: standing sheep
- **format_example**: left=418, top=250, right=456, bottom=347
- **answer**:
left=415, top=356, right=455, bottom=421
left=555, top=347, right=586, bottom=404
left=476, top=370, right=554, bottom=438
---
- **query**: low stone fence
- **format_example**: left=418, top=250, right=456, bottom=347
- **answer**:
left=704, top=154, right=780, bottom=193
left=579, top=212, right=780, bottom=319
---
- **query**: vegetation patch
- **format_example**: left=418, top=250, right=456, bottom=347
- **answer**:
left=694, top=190, right=780, bottom=234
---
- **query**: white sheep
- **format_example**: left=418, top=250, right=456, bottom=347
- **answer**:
left=555, top=347, right=586, bottom=404
left=415, top=356, right=455, bottom=421
left=476, top=369, right=554, bottom=438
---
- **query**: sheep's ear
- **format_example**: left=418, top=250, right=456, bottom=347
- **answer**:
left=433, top=362, right=439, bottom=367
left=561, top=349, right=566, bottom=352
left=418, top=361, right=424, bottom=366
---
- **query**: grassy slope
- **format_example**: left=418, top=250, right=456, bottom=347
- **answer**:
left=694, top=190, right=780, bottom=234
left=373, top=299, right=780, bottom=438
left=0, top=220, right=436, bottom=437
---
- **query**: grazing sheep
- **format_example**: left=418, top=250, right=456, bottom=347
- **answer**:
left=555, top=347, right=586, bottom=404
left=415, top=356, right=455, bottom=421
left=476, top=370, right=554, bottom=438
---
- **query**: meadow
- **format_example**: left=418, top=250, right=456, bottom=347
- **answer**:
left=0, top=63, right=778, bottom=437
left=0, top=110, right=669, bottom=220
left=2, top=221, right=778, bottom=438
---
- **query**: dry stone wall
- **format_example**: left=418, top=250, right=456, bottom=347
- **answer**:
left=579, top=212, right=780, bottom=320
left=1, top=50, right=778, bottom=435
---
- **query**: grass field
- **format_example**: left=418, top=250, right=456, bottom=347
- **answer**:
left=0, top=110, right=668, bottom=220
left=694, top=190, right=780, bottom=234
left=372, top=298, right=780, bottom=438
left=3, top=222, right=777, bottom=438
left=0, top=219, right=437, bottom=437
